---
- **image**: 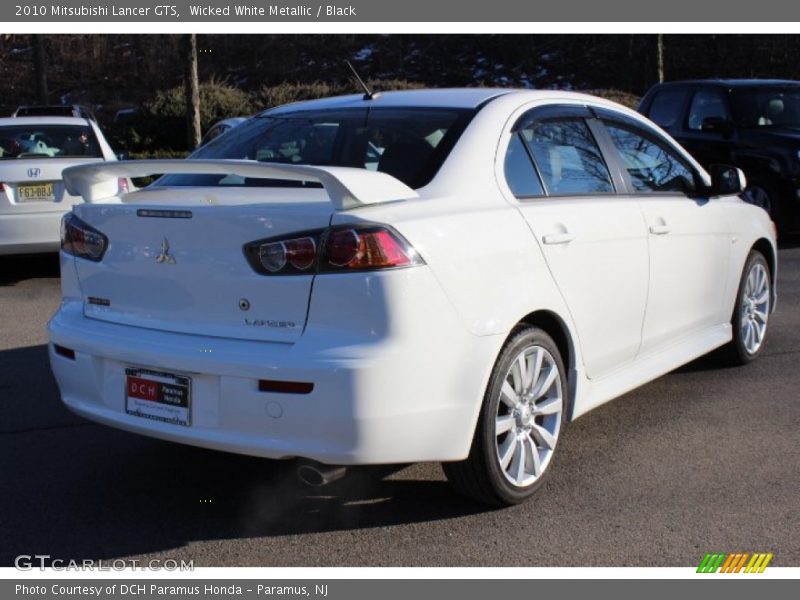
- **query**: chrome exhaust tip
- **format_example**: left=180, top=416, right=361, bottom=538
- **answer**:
left=296, top=462, right=347, bottom=487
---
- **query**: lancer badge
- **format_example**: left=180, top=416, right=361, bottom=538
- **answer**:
left=155, top=238, right=176, bottom=264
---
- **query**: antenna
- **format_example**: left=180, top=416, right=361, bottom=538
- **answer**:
left=345, top=60, right=377, bottom=100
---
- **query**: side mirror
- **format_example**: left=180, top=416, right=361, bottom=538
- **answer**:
left=709, top=164, right=746, bottom=196
left=701, top=117, right=735, bottom=136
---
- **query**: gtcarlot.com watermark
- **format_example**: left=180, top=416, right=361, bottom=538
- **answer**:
left=15, top=554, right=194, bottom=571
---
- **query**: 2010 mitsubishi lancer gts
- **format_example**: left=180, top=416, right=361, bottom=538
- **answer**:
left=48, top=89, right=777, bottom=505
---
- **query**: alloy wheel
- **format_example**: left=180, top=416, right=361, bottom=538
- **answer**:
left=494, top=345, right=563, bottom=487
left=740, top=261, right=770, bottom=355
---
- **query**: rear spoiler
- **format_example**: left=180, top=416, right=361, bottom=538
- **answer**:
left=62, top=159, right=419, bottom=211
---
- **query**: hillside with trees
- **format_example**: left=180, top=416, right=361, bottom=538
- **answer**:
left=3, top=34, right=800, bottom=153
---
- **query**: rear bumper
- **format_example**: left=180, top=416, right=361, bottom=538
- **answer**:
left=0, top=210, right=63, bottom=255
left=48, top=293, right=502, bottom=465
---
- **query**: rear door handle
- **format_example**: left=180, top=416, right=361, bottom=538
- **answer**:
left=542, top=232, right=575, bottom=245
left=649, top=224, right=671, bottom=235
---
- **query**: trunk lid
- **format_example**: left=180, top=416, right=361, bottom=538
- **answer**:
left=72, top=187, right=333, bottom=343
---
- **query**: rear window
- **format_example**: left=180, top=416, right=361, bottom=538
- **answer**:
left=0, top=124, right=102, bottom=159
left=156, top=107, right=475, bottom=190
left=645, top=89, right=689, bottom=130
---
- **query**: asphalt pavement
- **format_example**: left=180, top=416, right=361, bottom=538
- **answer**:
left=1, top=244, right=798, bottom=567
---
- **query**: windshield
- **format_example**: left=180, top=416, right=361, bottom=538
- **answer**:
left=156, top=107, right=475, bottom=190
left=730, top=87, right=800, bottom=128
left=0, top=124, right=102, bottom=159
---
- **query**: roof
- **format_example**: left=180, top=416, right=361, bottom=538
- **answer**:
left=261, top=88, right=514, bottom=115
left=653, top=79, right=800, bottom=88
left=0, top=116, right=94, bottom=127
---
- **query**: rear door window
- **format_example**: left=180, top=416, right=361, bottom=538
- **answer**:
left=519, top=118, right=614, bottom=195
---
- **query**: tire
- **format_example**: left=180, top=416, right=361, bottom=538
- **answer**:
left=722, top=250, right=771, bottom=366
left=443, top=326, right=566, bottom=506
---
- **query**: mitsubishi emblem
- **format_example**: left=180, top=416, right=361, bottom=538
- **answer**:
left=155, top=238, right=176, bottom=264
left=27, top=167, right=41, bottom=178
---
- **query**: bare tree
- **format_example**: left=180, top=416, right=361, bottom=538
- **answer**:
left=32, top=34, right=48, bottom=104
left=657, top=34, right=665, bottom=83
left=184, top=34, right=201, bottom=149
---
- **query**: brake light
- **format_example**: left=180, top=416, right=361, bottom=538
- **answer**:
left=61, top=213, right=108, bottom=261
left=117, top=177, right=130, bottom=195
left=322, top=227, right=419, bottom=271
left=0, top=183, right=4, bottom=191
left=244, top=224, right=423, bottom=276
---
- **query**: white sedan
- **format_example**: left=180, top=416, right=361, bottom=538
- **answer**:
left=48, top=89, right=776, bottom=505
left=0, top=116, right=123, bottom=255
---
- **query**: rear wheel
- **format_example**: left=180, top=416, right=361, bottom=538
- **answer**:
left=444, top=327, right=566, bottom=506
left=723, top=250, right=771, bottom=365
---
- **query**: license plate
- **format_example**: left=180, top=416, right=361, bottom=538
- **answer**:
left=125, top=368, right=191, bottom=426
left=17, top=182, right=55, bottom=202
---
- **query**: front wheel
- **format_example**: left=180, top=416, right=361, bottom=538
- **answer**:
left=443, top=327, right=566, bottom=506
left=723, top=250, right=771, bottom=365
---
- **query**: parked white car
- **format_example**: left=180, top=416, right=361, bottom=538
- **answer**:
left=49, top=90, right=777, bottom=505
left=0, top=116, right=124, bottom=255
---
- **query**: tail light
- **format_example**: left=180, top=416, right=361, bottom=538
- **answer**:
left=61, top=213, right=108, bottom=261
left=257, top=236, right=317, bottom=274
left=0, top=182, right=4, bottom=191
left=244, top=224, right=423, bottom=276
left=117, top=178, right=130, bottom=195
left=321, top=226, right=420, bottom=271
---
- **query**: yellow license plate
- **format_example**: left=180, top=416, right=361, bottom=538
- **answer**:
left=18, top=182, right=55, bottom=201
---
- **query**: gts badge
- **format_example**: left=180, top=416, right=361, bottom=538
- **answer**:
left=245, top=318, right=297, bottom=329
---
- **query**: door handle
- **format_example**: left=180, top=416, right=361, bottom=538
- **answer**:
left=649, top=224, right=671, bottom=235
left=542, top=232, right=575, bottom=245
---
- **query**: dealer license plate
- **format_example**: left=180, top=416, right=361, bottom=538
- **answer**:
left=125, top=368, right=191, bottom=426
left=17, top=182, right=55, bottom=201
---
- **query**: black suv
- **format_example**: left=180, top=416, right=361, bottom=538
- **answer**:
left=639, top=79, right=800, bottom=232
